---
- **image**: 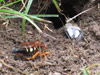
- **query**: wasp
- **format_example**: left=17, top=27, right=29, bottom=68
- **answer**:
left=12, top=41, right=51, bottom=60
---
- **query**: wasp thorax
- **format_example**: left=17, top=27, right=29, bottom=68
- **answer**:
left=64, top=23, right=83, bottom=40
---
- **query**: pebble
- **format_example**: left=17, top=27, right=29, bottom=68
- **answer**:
left=48, top=72, right=61, bottom=75
left=64, top=23, right=83, bottom=41
left=29, top=71, right=39, bottom=75
left=29, top=73, right=34, bottom=75
left=53, top=72, right=61, bottom=75
left=48, top=72, right=53, bottom=75
left=0, top=62, right=2, bottom=70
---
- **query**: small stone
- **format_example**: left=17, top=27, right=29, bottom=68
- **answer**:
left=53, top=72, right=61, bottom=75
left=29, top=73, right=34, bottom=75
left=29, top=71, right=39, bottom=75
left=89, top=50, right=94, bottom=55
left=64, top=23, right=83, bottom=41
left=5, top=56, right=8, bottom=59
left=34, top=71, right=39, bottom=75
left=27, top=31, right=33, bottom=34
left=0, top=63, right=2, bottom=70
left=48, top=72, right=53, bottom=75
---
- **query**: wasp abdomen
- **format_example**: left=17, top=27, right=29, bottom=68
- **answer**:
left=13, top=47, right=37, bottom=54
left=12, top=48, right=26, bottom=53
left=26, top=47, right=34, bottom=53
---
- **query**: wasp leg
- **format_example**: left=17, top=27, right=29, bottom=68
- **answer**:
left=16, top=53, right=23, bottom=56
left=24, top=51, right=39, bottom=60
left=38, top=52, right=51, bottom=60
left=38, top=52, right=51, bottom=56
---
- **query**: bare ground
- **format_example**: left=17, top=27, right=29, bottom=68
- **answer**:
left=0, top=1, right=100, bottom=75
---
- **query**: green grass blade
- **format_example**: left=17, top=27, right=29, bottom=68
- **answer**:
left=3, top=14, right=58, bottom=18
left=22, top=19, right=25, bottom=36
left=31, top=14, right=58, bottom=17
left=25, top=0, right=33, bottom=13
left=3, top=15, right=51, bottom=23
left=83, top=66, right=89, bottom=75
left=0, top=0, right=21, bottom=8
left=52, top=0, right=62, bottom=12
left=0, top=0, right=4, bottom=3
left=97, top=72, right=100, bottom=75
left=0, top=9, right=42, bottom=33
left=28, top=14, right=58, bottom=23
left=3, top=14, right=58, bottom=23
left=3, top=15, right=18, bottom=18
left=78, top=64, right=100, bottom=75
left=22, top=0, right=33, bottom=36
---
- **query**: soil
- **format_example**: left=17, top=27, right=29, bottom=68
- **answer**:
left=0, top=1, right=100, bottom=75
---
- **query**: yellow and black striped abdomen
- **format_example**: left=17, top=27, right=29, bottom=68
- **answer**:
left=13, top=47, right=37, bottom=54
left=25, top=47, right=37, bottom=53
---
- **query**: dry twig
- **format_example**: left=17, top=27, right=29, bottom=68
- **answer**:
left=66, top=6, right=96, bottom=23
left=0, top=59, right=27, bottom=75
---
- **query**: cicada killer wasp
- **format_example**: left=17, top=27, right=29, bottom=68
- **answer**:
left=12, top=41, right=51, bottom=60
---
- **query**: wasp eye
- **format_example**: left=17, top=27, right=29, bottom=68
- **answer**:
left=64, top=23, right=83, bottom=40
